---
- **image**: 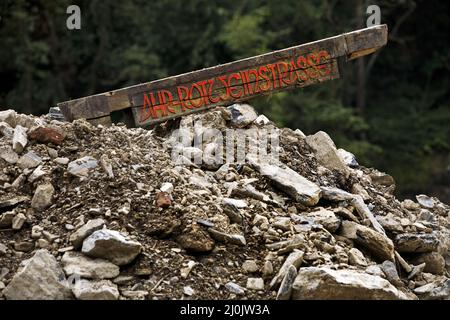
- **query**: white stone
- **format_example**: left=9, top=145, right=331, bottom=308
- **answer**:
left=246, top=278, right=264, bottom=290
left=82, top=229, right=142, bottom=266
left=160, top=182, right=174, bottom=193
left=72, top=279, right=119, bottom=300
left=62, top=252, right=119, bottom=279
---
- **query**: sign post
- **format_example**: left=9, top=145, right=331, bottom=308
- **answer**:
left=58, top=25, right=388, bottom=127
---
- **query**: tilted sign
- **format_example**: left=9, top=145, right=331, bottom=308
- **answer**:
left=58, top=25, right=388, bottom=127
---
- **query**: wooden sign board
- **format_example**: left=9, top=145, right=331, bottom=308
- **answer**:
left=58, top=25, right=388, bottom=127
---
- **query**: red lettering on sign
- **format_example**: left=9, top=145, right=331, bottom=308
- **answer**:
left=138, top=50, right=333, bottom=123
left=228, top=73, right=243, bottom=98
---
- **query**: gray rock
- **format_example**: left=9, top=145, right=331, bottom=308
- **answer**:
left=99, top=154, right=114, bottom=179
left=276, top=265, right=297, bottom=300
left=31, top=183, right=54, bottom=210
left=292, top=267, right=409, bottom=300
left=222, top=198, right=245, bottom=224
left=272, top=217, right=291, bottom=231
left=305, top=131, right=349, bottom=179
left=28, top=166, right=46, bottom=183
left=303, top=208, right=341, bottom=233
left=376, top=214, right=404, bottom=233
left=254, top=114, right=271, bottom=126
left=381, top=260, right=402, bottom=286
left=270, top=250, right=304, bottom=289
left=348, top=248, right=368, bottom=267
left=207, top=228, right=246, bottom=246
left=0, top=211, right=15, bottom=228
left=0, top=145, right=19, bottom=164
left=410, top=252, right=445, bottom=275
left=68, top=156, right=98, bottom=177
left=69, top=218, right=105, bottom=249
left=12, top=125, right=27, bottom=153
left=0, top=243, right=7, bottom=256
left=14, top=241, right=34, bottom=252
left=228, top=104, right=258, bottom=128
left=415, top=194, right=435, bottom=209
left=369, top=171, right=396, bottom=191
left=12, top=213, right=26, bottom=230
left=246, top=278, right=264, bottom=290
left=225, top=282, right=245, bottom=295
left=82, top=229, right=142, bottom=266
left=17, top=152, right=42, bottom=169
left=337, top=148, right=359, bottom=167
left=72, top=279, right=119, bottom=300
left=61, top=252, right=120, bottom=279
left=0, top=121, right=14, bottom=138
left=0, top=110, right=16, bottom=126
left=242, top=260, right=259, bottom=273
left=340, top=221, right=395, bottom=262
left=365, top=265, right=384, bottom=277
left=320, top=187, right=385, bottom=234
left=414, top=279, right=450, bottom=300
left=3, top=249, right=72, bottom=300
left=183, top=286, right=195, bottom=296
left=262, top=260, right=273, bottom=276
left=247, top=156, right=321, bottom=206
left=54, top=157, right=69, bottom=165
left=177, top=228, right=215, bottom=253
left=394, top=233, right=439, bottom=253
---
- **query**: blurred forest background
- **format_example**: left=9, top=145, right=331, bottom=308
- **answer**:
left=0, top=0, right=449, bottom=202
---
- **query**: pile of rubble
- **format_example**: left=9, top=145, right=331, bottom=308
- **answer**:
left=0, top=105, right=449, bottom=300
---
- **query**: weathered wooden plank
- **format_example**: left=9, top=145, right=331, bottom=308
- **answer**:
left=58, top=25, right=387, bottom=127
